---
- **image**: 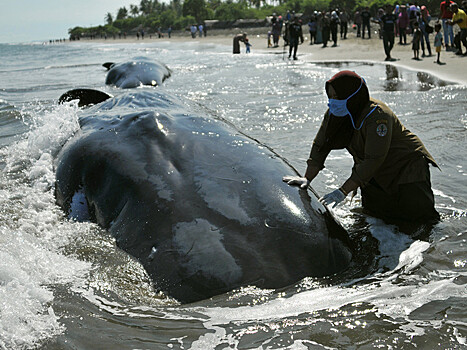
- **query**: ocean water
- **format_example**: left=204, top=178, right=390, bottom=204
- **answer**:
left=0, top=40, right=466, bottom=349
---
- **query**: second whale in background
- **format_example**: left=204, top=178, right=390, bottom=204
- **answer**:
left=103, top=57, right=171, bottom=88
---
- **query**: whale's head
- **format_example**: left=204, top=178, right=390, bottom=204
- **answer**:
left=104, top=58, right=171, bottom=88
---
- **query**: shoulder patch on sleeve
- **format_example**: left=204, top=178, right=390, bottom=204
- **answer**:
left=376, top=123, right=388, bottom=137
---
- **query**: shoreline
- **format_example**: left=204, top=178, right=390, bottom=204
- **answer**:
left=72, top=29, right=467, bottom=85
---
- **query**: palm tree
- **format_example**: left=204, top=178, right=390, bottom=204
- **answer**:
left=130, top=4, right=140, bottom=17
left=105, top=12, right=113, bottom=25
left=116, top=7, right=128, bottom=20
left=139, top=0, right=154, bottom=15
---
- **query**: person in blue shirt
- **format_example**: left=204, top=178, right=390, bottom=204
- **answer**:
left=245, top=38, right=252, bottom=53
left=308, top=16, right=317, bottom=44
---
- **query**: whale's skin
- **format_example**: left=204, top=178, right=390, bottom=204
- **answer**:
left=55, top=90, right=352, bottom=303
left=105, top=57, right=171, bottom=88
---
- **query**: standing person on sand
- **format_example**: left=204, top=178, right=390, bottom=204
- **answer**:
left=190, top=24, right=197, bottom=38
left=418, top=6, right=433, bottom=57
left=272, top=17, right=281, bottom=47
left=361, top=7, right=372, bottom=38
left=412, top=21, right=422, bottom=59
left=379, top=4, right=398, bottom=60
left=321, top=12, right=331, bottom=47
left=198, top=24, right=204, bottom=37
left=278, top=15, right=284, bottom=34
left=398, top=5, right=410, bottom=45
left=339, top=10, right=349, bottom=39
left=354, top=9, right=362, bottom=37
left=267, top=31, right=273, bottom=47
left=434, top=23, right=445, bottom=63
left=447, top=2, right=467, bottom=55
left=233, top=33, right=248, bottom=54
left=245, top=38, right=252, bottom=53
left=283, top=70, right=439, bottom=235
left=288, top=17, right=304, bottom=60
left=316, top=12, right=323, bottom=44
left=441, top=0, right=455, bottom=50
left=330, top=11, right=340, bottom=46
left=408, top=3, right=419, bottom=33
left=308, top=15, right=317, bottom=44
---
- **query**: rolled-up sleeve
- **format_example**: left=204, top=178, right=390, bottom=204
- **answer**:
left=349, top=113, right=393, bottom=186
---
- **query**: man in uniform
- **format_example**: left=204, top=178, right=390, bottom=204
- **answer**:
left=283, top=71, right=439, bottom=234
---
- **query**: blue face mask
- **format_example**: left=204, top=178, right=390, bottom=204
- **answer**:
left=327, top=79, right=363, bottom=117
left=327, top=98, right=349, bottom=117
left=327, top=79, right=378, bottom=130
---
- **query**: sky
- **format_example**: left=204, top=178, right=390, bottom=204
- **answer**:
left=0, top=0, right=141, bottom=43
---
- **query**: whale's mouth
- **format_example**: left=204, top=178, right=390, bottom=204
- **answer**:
left=69, top=188, right=90, bottom=222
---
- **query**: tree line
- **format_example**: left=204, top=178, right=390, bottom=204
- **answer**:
left=68, top=0, right=442, bottom=38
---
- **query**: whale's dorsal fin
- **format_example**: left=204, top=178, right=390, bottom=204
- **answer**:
left=58, top=89, right=113, bottom=107
left=103, top=62, right=115, bottom=70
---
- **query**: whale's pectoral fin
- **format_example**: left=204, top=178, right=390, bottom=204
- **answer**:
left=58, top=89, right=113, bottom=107
left=103, top=62, right=115, bottom=70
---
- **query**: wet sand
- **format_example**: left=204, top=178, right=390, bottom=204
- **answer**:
left=255, top=32, right=467, bottom=85
left=77, top=28, right=467, bottom=85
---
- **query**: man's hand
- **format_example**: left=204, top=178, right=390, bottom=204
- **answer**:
left=282, top=176, right=310, bottom=189
left=319, top=188, right=346, bottom=208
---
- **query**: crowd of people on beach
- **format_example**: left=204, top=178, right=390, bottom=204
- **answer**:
left=64, top=0, right=466, bottom=64
left=263, top=0, right=467, bottom=64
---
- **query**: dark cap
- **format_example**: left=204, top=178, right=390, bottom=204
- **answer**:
left=325, top=70, right=363, bottom=99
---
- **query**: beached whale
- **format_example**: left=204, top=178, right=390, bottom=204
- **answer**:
left=55, top=89, right=352, bottom=303
left=103, top=57, right=171, bottom=88
left=58, top=57, right=171, bottom=106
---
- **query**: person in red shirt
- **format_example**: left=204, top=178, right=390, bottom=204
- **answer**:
left=440, top=0, right=455, bottom=49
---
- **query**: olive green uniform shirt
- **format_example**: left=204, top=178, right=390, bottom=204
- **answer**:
left=305, top=98, right=437, bottom=193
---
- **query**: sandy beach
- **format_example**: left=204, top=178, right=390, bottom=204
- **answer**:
left=77, top=28, right=467, bottom=86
